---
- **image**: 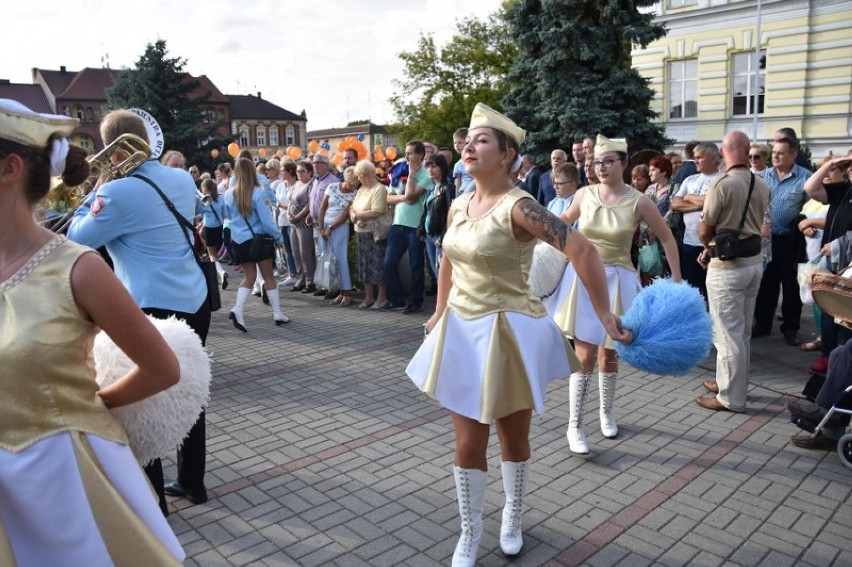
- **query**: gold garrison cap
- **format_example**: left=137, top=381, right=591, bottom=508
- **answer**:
left=0, top=99, right=78, bottom=148
left=469, top=103, right=526, bottom=145
left=594, top=134, right=628, bottom=156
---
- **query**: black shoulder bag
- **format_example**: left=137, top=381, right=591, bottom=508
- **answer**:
left=133, top=174, right=221, bottom=311
left=244, top=213, right=277, bottom=261
left=713, top=172, right=756, bottom=261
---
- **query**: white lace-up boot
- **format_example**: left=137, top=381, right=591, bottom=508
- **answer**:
left=500, top=459, right=529, bottom=556
left=451, top=466, right=487, bottom=567
left=267, top=285, right=289, bottom=325
left=599, top=371, right=619, bottom=438
left=567, top=372, right=591, bottom=454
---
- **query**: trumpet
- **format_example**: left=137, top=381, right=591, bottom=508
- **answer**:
left=40, top=133, right=151, bottom=232
left=197, top=190, right=213, bottom=205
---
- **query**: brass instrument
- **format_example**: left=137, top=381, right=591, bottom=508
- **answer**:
left=41, top=133, right=151, bottom=232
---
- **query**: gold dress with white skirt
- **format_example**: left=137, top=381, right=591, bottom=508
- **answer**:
left=0, top=237, right=184, bottom=566
left=406, top=188, right=580, bottom=424
left=543, top=185, right=643, bottom=348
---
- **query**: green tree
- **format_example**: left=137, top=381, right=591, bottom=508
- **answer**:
left=106, top=40, right=220, bottom=167
left=390, top=12, right=516, bottom=149
left=503, top=0, right=669, bottom=163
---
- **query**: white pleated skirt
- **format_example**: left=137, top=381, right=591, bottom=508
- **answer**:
left=406, top=308, right=579, bottom=424
left=0, top=432, right=185, bottom=566
left=543, top=263, right=641, bottom=349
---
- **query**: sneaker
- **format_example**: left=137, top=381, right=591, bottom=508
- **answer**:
left=810, top=356, right=828, bottom=374
left=283, top=276, right=298, bottom=286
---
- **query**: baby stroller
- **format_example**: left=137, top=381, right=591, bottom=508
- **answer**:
left=791, top=385, right=852, bottom=471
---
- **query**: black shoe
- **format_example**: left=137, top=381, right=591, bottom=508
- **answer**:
left=291, top=284, right=304, bottom=292
left=252, top=289, right=262, bottom=297
left=261, top=287, right=270, bottom=305
left=324, top=290, right=339, bottom=300
left=783, top=330, right=799, bottom=346
left=229, top=311, right=247, bottom=333
left=164, top=481, right=209, bottom=504
left=313, top=288, right=327, bottom=297
left=301, top=284, right=317, bottom=294
left=221, top=272, right=228, bottom=290
left=751, top=327, right=770, bottom=338
left=403, top=304, right=422, bottom=314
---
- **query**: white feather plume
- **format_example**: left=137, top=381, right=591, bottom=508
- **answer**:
left=94, top=315, right=212, bottom=466
left=529, top=242, right=569, bottom=298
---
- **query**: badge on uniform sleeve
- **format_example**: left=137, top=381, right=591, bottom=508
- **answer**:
left=90, top=196, right=106, bottom=216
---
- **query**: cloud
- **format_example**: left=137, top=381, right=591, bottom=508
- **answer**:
left=4, top=0, right=504, bottom=129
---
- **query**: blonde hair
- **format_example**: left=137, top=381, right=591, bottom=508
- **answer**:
left=342, top=166, right=358, bottom=185
left=234, top=158, right=258, bottom=218
left=353, top=159, right=376, bottom=179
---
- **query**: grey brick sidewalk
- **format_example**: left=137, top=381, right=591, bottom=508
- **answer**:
left=163, top=274, right=852, bottom=566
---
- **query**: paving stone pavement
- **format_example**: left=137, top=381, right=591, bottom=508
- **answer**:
left=162, top=272, right=852, bottom=567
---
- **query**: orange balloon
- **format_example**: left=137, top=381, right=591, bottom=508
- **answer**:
left=354, top=141, right=368, bottom=161
left=374, top=149, right=385, bottom=162
left=332, top=153, right=344, bottom=166
left=309, top=140, right=319, bottom=153
left=318, top=149, right=329, bottom=156
left=386, top=146, right=397, bottom=160
left=258, top=148, right=267, bottom=158
left=288, top=146, right=302, bottom=160
left=227, top=142, right=240, bottom=157
left=373, top=145, right=382, bottom=155
left=211, top=149, right=220, bottom=159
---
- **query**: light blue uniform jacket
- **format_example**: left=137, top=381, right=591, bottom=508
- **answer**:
left=67, top=160, right=207, bottom=313
left=224, top=186, right=283, bottom=246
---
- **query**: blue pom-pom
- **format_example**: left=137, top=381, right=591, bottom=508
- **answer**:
left=614, top=279, right=712, bottom=376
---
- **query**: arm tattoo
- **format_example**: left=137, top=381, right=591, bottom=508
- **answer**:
left=517, top=199, right=571, bottom=248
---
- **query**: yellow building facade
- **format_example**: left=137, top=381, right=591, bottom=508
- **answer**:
left=633, top=0, right=852, bottom=160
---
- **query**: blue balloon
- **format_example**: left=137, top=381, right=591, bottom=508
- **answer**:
left=614, top=279, right=712, bottom=376
left=357, top=134, right=365, bottom=141
left=321, top=142, right=330, bottom=150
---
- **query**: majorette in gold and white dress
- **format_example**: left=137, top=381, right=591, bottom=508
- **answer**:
left=543, top=184, right=643, bottom=348
left=0, top=237, right=184, bottom=566
left=407, top=188, right=580, bottom=424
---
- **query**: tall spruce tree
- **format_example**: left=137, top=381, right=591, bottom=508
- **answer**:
left=106, top=40, right=219, bottom=164
left=503, top=0, right=669, bottom=162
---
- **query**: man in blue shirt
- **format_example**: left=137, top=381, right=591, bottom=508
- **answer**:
left=68, top=109, right=211, bottom=514
left=753, top=136, right=811, bottom=345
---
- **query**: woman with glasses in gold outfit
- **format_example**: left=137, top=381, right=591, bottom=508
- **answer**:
left=544, top=135, right=682, bottom=455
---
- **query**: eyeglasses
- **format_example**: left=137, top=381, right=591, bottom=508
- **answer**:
left=553, top=180, right=576, bottom=187
left=592, top=159, right=620, bottom=170
left=296, top=169, right=308, bottom=174
left=749, top=154, right=764, bottom=160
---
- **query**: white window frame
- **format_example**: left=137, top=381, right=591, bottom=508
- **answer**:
left=256, top=126, right=266, bottom=147
left=668, top=59, right=698, bottom=120
left=731, top=50, right=766, bottom=116
left=285, top=126, right=295, bottom=146
left=269, top=127, right=279, bottom=147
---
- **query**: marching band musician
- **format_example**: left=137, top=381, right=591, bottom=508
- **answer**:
left=67, top=109, right=210, bottom=514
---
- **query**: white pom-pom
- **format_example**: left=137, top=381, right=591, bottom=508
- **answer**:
left=94, top=315, right=212, bottom=466
left=529, top=242, right=569, bottom=298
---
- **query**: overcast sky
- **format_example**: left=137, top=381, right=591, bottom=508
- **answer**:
left=2, top=1, right=505, bottom=130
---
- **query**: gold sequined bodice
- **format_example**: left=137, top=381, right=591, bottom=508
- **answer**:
left=579, top=185, right=642, bottom=270
left=443, top=188, right=546, bottom=319
left=0, top=237, right=126, bottom=452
